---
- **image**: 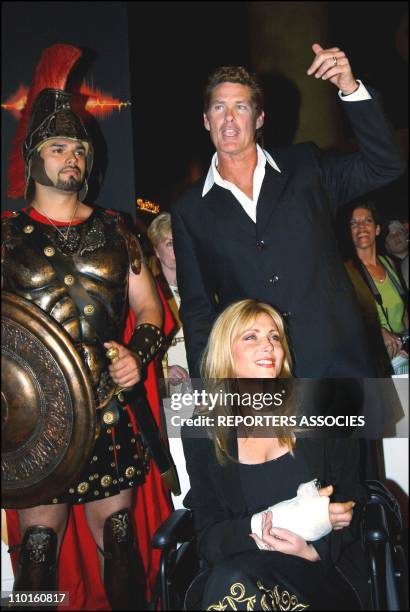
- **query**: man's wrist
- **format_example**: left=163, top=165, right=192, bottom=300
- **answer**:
left=127, top=323, right=165, bottom=368
left=340, top=80, right=360, bottom=96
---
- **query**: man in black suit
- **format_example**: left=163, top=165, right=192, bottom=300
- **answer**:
left=172, top=43, right=405, bottom=377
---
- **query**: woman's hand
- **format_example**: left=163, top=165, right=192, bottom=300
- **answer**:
left=250, top=511, right=320, bottom=561
left=167, top=364, right=189, bottom=385
left=381, top=328, right=402, bottom=359
left=318, top=485, right=355, bottom=530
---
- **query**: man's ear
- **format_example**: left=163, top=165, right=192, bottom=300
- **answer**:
left=376, top=225, right=381, bottom=236
left=203, top=113, right=210, bottom=131
left=256, top=111, right=265, bottom=130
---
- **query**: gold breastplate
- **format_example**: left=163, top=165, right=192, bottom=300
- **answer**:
left=2, top=209, right=140, bottom=404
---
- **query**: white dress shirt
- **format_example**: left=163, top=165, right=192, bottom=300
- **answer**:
left=202, top=81, right=371, bottom=223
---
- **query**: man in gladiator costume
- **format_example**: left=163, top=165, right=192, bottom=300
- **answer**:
left=2, top=44, right=166, bottom=610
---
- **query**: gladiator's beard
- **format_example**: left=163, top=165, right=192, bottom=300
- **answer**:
left=55, top=172, right=83, bottom=192
left=29, top=150, right=84, bottom=193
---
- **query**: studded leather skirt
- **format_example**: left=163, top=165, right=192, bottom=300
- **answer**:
left=47, top=400, right=148, bottom=505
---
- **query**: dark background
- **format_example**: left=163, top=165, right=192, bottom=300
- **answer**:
left=1, top=1, right=135, bottom=214
left=2, top=1, right=408, bottom=227
left=128, top=1, right=408, bottom=224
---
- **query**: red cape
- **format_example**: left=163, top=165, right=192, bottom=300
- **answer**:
left=6, top=284, right=177, bottom=610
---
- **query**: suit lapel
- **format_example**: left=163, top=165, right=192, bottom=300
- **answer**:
left=256, top=162, right=288, bottom=234
left=205, top=185, right=255, bottom=236
left=203, top=157, right=288, bottom=239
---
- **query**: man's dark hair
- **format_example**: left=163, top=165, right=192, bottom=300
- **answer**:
left=203, top=66, right=264, bottom=143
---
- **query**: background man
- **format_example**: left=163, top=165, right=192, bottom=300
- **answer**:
left=172, top=43, right=405, bottom=377
left=385, top=219, right=409, bottom=290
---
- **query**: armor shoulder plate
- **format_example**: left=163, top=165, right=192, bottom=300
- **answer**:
left=1, top=211, right=22, bottom=263
left=107, top=211, right=142, bottom=275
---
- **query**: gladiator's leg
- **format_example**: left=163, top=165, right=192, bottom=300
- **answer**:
left=101, top=508, right=147, bottom=610
left=13, top=525, right=58, bottom=592
left=11, top=505, right=68, bottom=609
left=85, top=491, right=147, bottom=610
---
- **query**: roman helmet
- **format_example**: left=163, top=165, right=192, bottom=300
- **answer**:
left=7, top=44, right=93, bottom=202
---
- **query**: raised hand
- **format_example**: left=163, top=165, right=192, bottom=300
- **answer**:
left=307, top=43, right=358, bottom=95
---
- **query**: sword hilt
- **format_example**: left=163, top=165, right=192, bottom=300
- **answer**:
left=106, top=346, right=120, bottom=363
left=161, top=465, right=181, bottom=496
left=106, top=346, right=127, bottom=397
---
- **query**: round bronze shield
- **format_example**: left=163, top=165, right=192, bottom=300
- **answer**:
left=1, top=292, right=95, bottom=508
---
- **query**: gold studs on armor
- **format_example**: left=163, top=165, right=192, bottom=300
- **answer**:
left=64, top=274, right=75, bottom=286
left=77, top=482, right=89, bottom=494
left=44, top=246, right=55, bottom=257
left=101, top=475, right=112, bottom=488
left=125, top=466, right=136, bottom=479
left=103, top=411, right=116, bottom=425
left=23, top=225, right=34, bottom=234
left=84, top=304, right=95, bottom=316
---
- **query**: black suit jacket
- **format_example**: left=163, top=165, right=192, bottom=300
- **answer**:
left=182, top=428, right=369, bottom=602
left=172, top=89, right=405, bottom=377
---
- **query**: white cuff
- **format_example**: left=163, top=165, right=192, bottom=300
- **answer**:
left=338, top=80, right=372, bottom=101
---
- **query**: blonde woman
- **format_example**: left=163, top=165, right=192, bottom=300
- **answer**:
left=182, top=299, right=369, bottom=610
left=147, top=212, right=189, bottom=386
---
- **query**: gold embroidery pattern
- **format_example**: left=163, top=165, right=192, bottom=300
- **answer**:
left=206, top=581, right=309, bottom=611
left=207, top=582, right=256, bottom=610
left=257, top=581, right=309, bottom=611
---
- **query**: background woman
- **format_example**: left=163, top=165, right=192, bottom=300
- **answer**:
left=345, top=202, right=408, bottom=375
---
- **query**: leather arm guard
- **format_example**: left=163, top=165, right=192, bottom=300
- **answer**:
left=127, top=323, right=165, bottom=368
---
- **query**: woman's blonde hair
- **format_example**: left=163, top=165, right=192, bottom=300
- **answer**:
left=201, top=299, right=292, bottom=379
left=200, top=299, right=294, bottom=462
left=147, top=212, right=171, bottom=247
